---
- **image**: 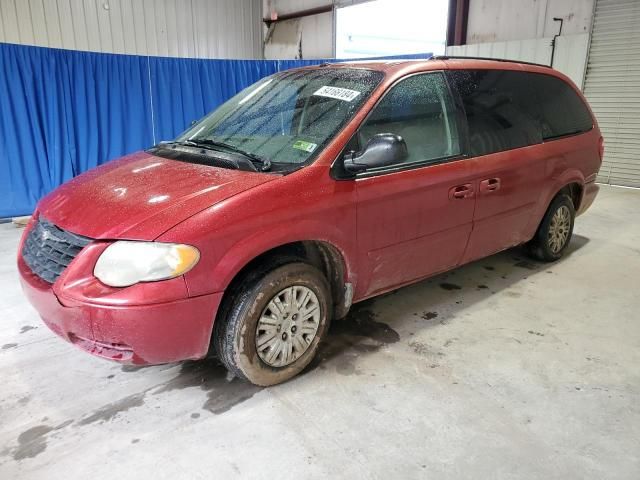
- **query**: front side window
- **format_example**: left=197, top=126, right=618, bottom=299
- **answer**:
left=356, top=73, right=461, bottom=167
left=177, top=68, right=383, bottom=169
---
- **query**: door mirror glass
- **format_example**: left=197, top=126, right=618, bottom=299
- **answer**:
left=343, top=133, right=408, bottom=173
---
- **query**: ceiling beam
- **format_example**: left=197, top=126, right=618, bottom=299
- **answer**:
left=263, top=5, right=334, bottom=27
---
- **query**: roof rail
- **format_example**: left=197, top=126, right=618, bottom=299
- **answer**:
left=429, top=55, right=551, bottom=69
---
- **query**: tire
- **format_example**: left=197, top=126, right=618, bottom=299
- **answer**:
left=527, top=194, right=575, bottom=262
left=213, top=262, right=331, bottom=386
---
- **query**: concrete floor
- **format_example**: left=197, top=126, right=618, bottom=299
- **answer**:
left=0, top=184, right=638, bottom=479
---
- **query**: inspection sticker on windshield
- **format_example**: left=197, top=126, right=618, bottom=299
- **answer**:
left=313, top=86, right=361, bottom=102
left=292, top=140, right=318, bottom=153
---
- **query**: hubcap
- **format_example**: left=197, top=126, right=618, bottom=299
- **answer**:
left=255, top=286, right=321, bottom=367
left=548, top=205, right=571, bottom=253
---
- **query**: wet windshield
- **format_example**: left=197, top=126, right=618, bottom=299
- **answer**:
left=176, top=68, right=384, bottom=168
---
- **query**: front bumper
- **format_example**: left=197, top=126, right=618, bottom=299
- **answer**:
left=18, top=256, right=223, bottom=365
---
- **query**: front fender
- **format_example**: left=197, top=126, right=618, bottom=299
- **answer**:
left=199, top=219, right=356, bottom=296
left=157, top=177, right=358, bottom=297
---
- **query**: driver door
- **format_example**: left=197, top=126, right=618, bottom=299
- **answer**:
left=352, top=72, right=476, bottom=299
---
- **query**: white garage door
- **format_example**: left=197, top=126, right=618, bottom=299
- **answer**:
left=583, top=0, right=640, bottom=187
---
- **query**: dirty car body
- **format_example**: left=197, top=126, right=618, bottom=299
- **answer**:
left=18, top=59, right=602, bottom=385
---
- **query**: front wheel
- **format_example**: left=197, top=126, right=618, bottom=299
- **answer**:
left=213, top=262, right=331, bottom=386
left=527, top=194, right=575, bottom=262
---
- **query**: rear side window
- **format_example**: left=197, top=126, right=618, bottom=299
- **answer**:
left=449, top=69, right=593, bottom=157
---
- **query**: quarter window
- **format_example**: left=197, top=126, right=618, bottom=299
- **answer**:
left=357, top=73, right=461, bottom=166
left=529, top=73, right=593, bottom=140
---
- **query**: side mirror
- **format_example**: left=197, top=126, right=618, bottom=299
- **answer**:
left=343, top=133, right=408, bottom=174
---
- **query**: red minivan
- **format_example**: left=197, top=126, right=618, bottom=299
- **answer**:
left=18, top=58, right=602, bottom=385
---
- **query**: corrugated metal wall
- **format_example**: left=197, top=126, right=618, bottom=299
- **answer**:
left=445, top=34, right=591, bottom=90
left=465, top=0, right=595, bottom=43
left=0, top=0, right=262, bottom=59
left=583, top=0, right=640, bottom=187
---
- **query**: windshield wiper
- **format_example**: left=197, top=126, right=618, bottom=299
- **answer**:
left=172, top=139, right=271, bottom=171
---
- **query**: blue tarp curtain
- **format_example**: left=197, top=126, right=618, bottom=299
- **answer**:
left=0, top=42, right=429, bottom=217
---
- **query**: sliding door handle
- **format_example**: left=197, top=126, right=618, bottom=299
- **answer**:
left=449, top=184, right=474, bottom=200
left=480, top=178, right=501, bottom=193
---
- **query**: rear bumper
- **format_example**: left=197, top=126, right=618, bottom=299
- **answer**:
left=577, top=180, right=599, bottom=216
left=18, top=258, right=222, bottom=365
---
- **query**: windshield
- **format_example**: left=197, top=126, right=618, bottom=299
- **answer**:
left=176, top=68, right=384, bottom=168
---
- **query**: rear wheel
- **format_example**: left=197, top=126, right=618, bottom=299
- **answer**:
left=527, top=194, right=575, bottom=262
left=213, top=262, right=331, bottom=386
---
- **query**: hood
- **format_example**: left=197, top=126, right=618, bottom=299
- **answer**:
left=38, top=151, right=277, bottom=240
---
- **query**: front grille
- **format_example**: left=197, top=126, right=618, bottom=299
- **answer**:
left=22, top=217, right=91, bottom=283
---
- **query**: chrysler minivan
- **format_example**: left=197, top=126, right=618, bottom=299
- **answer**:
left=18, top=57, right=602, bottom=385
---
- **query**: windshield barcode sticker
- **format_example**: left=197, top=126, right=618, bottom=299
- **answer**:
left=313, top=86, right=361, bottom=102
left=292, top=140, right=318, bottom=153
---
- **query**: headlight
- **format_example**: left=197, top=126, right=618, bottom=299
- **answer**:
left=94, top=241, right=200, bottom=287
